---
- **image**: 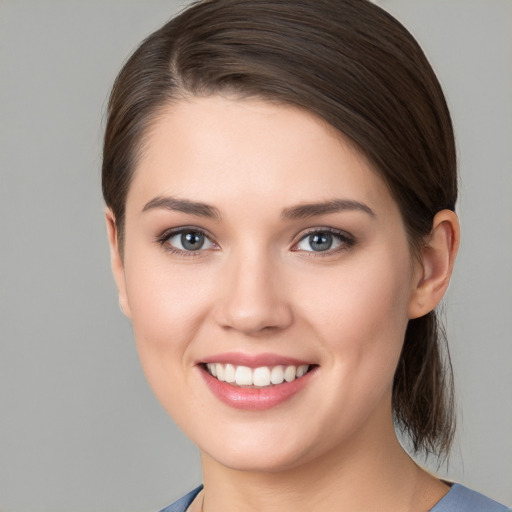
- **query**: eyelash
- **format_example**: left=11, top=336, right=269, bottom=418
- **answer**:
left=156, top=226, right=218, bottom=257
left=156, top=227, right=356, bottom=257
left=291, top=228, right=356, bottom=256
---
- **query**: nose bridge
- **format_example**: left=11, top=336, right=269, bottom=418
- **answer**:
left=214, top=243, right=292, bottom=334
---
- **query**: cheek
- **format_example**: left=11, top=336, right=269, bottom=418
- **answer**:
left=296, top=249, right=413, bottom=385
left=123, top=260, right=222, bottom=438
left=122, top=249, right=217, bottom=390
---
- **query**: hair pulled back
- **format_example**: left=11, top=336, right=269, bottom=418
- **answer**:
left=102, top=0, right=457, bottom=458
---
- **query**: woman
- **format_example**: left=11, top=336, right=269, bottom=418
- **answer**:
left=102, top=1, right=510, bottom=510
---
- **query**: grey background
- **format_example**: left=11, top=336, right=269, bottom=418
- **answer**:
left=0, top=0, right=510, bottom=510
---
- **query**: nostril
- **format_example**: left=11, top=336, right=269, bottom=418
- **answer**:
left=214, top=301, right=294, bottom=335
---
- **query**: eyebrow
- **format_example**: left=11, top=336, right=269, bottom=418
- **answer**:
left=142, top=196, right=374, bottom=221
left=281, top=199, right=375, bottom=220
left=142, top=196, right=221, bottom=219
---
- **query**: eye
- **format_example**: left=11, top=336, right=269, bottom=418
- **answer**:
left=161, top=229, right=216, bottom=253
left=294, top=229, right=354, bottom=253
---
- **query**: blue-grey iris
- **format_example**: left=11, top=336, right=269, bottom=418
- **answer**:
left=181, top=231, right=205, bottom=250
left=309, top=232, right=333, bottom=251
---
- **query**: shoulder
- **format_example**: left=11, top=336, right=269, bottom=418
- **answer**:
left=158, top=486, right=203, bottom=512
left=157, top=484, right=511, bottom=512
left=430, top=483, right=510, bottom=512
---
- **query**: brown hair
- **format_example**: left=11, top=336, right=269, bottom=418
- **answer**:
left=102, top=0, right=457, bottom=458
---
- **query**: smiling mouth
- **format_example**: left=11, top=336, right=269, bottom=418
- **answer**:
left=203, top=363, right=313, bottom=387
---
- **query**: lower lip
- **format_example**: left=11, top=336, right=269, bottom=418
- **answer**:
left=199, top=366, right=317, bottom=410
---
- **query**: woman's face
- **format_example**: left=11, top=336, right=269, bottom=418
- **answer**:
left=112, top=96, right=423, bottom=472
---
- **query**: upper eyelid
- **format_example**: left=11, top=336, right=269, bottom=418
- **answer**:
left=294, top=226, right=354, bottom=242
left=157, top=225, right=216, bottom=243
left=291, top=227, right=355, bottom=252
left=156, top=227, right=219, bottom=257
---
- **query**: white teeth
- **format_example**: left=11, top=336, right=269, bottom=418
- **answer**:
left=284, top=365, right=297, bottom=382
left=235, top=366, right=253, bottom=386
left=253, top=367, right=271, bottom=387
left=224, top=364, right=236, bottom=383
left=296, top=364, right=309, bottom=378
left=205, top=363, right=311, bottom=387
left=270, top=365, right=284, bottom=384
left=216, top=363, right=225, bottom=381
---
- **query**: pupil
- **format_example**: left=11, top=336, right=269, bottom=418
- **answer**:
left=181, top=232, right=204, bottom=251
left=310, top=233, right=332, bottom=251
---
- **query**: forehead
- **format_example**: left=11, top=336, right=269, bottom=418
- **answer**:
left=128, top=95, right=396, bottom=217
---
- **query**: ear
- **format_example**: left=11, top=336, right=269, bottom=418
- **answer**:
left=105, top=209, right=131, bottom=318
left=408, top=210, right=460, bottom=319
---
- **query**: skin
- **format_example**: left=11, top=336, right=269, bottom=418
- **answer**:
left=107, top=96, right=459, bottom=512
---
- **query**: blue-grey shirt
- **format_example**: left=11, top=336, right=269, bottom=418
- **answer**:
left=159, top=483, right=511, bottom=512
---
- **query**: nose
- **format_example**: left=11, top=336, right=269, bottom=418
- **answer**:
left=213, top=251, right=293, bottom=336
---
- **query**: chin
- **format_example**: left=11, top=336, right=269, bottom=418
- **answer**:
left=204, top=446, right=311, bottom=474
left=195, top=423, right=326, bottom=474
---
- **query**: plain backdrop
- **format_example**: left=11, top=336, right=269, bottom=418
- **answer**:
left=1, top=1, right=511, bottom=511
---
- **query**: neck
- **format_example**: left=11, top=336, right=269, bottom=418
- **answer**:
left=197, top=416, right=448, bottom=512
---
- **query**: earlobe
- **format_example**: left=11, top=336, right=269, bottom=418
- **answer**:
left=408, top=210, right=460, bottom=319
left=105, top=209, right=131, bottom=318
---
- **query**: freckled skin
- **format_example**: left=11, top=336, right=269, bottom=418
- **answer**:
left=108, top=96, right=457, bottom=511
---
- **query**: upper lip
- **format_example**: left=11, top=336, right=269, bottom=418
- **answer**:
left=199, top=352, right=314, bottom=368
